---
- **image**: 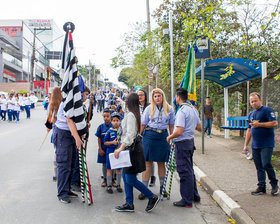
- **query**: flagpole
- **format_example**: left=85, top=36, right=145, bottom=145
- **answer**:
left=38, top=132, right=49, bottom=151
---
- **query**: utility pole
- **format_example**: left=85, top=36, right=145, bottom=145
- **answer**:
left=104, top=78, right=109, bottom=92
left=44, top=68, right=47, bottom=96
left=87, top=65, right=92, bottom=90
left=146, top=0, right=152, bottom=102
left=0, top=47, right=4, bottom=83
left=30, top=29, right=36, bottom=92
left=169, top=10, right=174, bottom=105
left=146, top=0, right=151, bottom=31
left=93, top=67, right=96, bottom=91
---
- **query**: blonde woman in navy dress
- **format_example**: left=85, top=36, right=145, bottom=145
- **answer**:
left=140, top=88, right=175, bottom=198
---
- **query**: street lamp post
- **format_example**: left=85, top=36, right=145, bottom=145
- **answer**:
left=30, top=29, right=36, bottom=92
left=163, top=11, right=174, bottom=105
left=104, top=78, right=109, bottom=92
left=29, top=24, right=52, bottom=92
left=87, top=66, right=92, bottom=90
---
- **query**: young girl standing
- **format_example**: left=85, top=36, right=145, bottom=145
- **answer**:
left=24, top=93, right=31, bottom=119
left=7, top=94, right=15, bottom=122
left=45, top=87, right=63, bottom=183
left=14, top=96, right=21, bottom=123
left=0, top=94, right=7, bottom=121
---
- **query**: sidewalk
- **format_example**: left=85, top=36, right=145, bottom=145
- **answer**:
left=193, top=132, right=280, bottom=224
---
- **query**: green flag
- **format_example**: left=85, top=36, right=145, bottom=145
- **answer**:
left=182, top=44, right=196, bottom=102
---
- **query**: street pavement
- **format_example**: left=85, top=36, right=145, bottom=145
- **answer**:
left=194, top=132, right=280, bottom=224
left=0, top=105, right=229, bottom=224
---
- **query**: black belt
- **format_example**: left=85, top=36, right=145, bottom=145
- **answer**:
left=175, top=138, right=194, bottom=143
left=145, top=127, right=167, bottom=134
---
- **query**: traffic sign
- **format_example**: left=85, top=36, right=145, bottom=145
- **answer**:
left=95, top=69, right=100, bottom=75
left=195, top=37, right=210, bottom=59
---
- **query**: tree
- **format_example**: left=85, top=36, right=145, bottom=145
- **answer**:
left=118, top=67, right=134, bottom=88
left=111, top=22, right=161, bottom=90
left=112, top=0, right=280, bottom=131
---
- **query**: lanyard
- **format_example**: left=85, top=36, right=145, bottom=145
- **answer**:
left=156, top=105, right=163, bottom=124
left=140, top=105, right=144, bottom=114
left=116, top=125, right=122, bottom=143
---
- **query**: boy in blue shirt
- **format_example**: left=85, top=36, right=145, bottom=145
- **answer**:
left=104, top=112, right=123, bottom=194
left=116, top=104, right=124, bottom=120
left=95, top=109, right=112, bottom=187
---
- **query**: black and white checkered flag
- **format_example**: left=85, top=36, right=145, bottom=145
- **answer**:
left=61, top=30, right=87, bottom=136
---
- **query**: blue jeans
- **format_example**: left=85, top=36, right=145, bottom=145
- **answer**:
left=7, top=109, right=13, bottom=121
left=252, top=148, right=278, bottom=188
left=25, top=105, right=30, bottom=118
left=122, top=172, right=154, bottom=205
left=102, top=100, right=105, bottom=110
left=12, top=110, right=16, bottom=120
left=1, top=110, right=7, bottom=120
left=97, top=100, right=102, bottom=112
left=15, top=111, right=20, bottom=122
left=204, top=118, right=212, bottom=136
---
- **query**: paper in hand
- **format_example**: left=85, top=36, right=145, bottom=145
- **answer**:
left=109, top=151, right=132, bottom=169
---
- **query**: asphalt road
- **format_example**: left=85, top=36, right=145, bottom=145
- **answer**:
left=0, top=105, right=229, bottom=224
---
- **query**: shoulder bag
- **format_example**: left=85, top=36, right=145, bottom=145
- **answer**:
left=123, top=134, right=146, bottom=174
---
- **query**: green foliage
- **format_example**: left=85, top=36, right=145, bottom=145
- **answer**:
left=78, top=65, right=89, bottom=79
left=111, top=22, right=161, bottom=89
left=112, top=0, right=280, bottom=127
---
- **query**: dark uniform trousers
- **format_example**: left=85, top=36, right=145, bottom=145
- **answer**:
left=175, top=139, right=200, bottom=205
left=53, top=127, right=76, bottom=199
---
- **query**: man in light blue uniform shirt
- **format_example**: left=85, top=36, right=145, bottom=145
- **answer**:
left=95, top=91, right=102, bottom=112
left=167, top=88, right=202, bottom=208
left=53, top=101, right=83, bottom=203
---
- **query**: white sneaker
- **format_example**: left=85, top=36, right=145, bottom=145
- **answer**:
left=207, top=135, right=212, bottom=138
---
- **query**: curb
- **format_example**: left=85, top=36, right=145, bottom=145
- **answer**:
left=192, top=165, right=255, bottom=224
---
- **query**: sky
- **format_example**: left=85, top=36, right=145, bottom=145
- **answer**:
left=0, top=0, right=163, bottom=87
left=1, top=0, right=277, bottom=88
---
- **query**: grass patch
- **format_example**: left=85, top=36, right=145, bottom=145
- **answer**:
left=272, top=151, right=280, bottom=174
